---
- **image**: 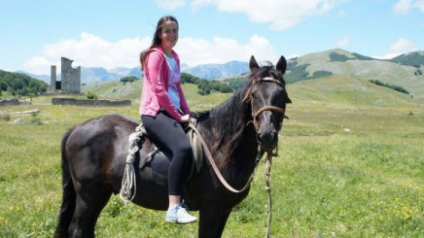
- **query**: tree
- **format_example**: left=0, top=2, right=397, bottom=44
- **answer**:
left=0, top=80, right=8, bottom=91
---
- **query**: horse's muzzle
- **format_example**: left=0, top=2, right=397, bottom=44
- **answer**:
left=257, top=131, right=278, bottom=152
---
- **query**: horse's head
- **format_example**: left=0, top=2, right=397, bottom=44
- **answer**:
left=243, top=55, right=292, bottom=153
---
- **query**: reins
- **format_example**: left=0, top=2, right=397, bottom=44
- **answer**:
left=188, top=123, right=261, bottom=193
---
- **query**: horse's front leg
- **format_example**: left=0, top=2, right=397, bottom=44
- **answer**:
left=198, top=204, right=232, bottom=238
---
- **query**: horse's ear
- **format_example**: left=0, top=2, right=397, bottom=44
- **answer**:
left=249, top=55, right=259, bottom=71
left=287, top=96, right=292, bottom=104
left=276, top=56, right=287, bottom=74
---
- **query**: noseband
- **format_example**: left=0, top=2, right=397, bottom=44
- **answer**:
left=244, top=77, right=288, bottom=132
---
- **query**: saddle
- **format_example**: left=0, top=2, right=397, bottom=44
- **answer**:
left=135, top=121, right=204, bottom=186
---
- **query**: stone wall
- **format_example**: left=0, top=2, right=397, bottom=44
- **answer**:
left=0, top=99, right=30, bottom=106
left=51, top=98, right=131, bottom=106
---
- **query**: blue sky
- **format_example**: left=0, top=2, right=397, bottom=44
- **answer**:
left=0, top=0, right=423, bottom=75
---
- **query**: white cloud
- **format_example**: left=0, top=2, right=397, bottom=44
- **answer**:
left=176, top=35, right=279, bottom=66
left=377, top=38, right=418, bottom=59
left=418, top=0, right=424, bottom=10
left=334, top=37, right=350, bottom=48
left=24, top=57, right=53, bottom=75
left=394, top=0, right=424, bottom=13
left=155, top=0, right=345, bottom=30
left=154, top=0, right=186, bottom=10
left=394, top=0, right=413, bottom=13
left=23, top=32, right=280, bottom=75
left=23, top=32, right=151, bottom=75
left=190, top=0, right=345, bottom=30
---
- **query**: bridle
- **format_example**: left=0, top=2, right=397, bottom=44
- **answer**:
left=244, top=76, right=289, bottom=138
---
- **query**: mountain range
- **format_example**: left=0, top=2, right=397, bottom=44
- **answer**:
left=20, top=60, right=249, bottom=84
left=16, top=48, right=424, bottom=100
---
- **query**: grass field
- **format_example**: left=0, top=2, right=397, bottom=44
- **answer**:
left=0, top=83, right=423, bottom=237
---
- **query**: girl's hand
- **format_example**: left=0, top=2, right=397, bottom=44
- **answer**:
left=181, top=114, right=190, bottom=123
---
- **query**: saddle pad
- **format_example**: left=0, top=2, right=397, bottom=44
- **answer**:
left=138, top=124, right=204, bottom=184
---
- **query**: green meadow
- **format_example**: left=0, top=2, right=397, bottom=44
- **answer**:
left=0, top=81, right=423, bottom=237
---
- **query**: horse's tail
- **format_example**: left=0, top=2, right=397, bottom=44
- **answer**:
left=54, top=128, right=76, bottom=238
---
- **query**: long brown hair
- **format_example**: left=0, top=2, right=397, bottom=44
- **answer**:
left=139, top=15, right=179, bottom=71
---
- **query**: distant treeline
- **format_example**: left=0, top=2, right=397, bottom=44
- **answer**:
left=390, top=52, right=424, bottom=68
left=120, top=76, right=138, bottom=84
left=0, top=70, right=48, bottom=97
left=119, top=73, right=235, bottom=95
left=369, top=79, right=410, bottom=95
left=330, top=51, right=424, bottom=69
left=181, top=73, right=233, bottom=95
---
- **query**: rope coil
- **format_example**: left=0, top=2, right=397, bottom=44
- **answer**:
left=119, top=124, right=145, bottom=204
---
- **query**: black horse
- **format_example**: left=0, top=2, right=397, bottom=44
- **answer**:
left=55, top=55, right=292, bottom=238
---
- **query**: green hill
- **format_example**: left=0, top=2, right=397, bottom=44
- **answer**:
left=285, top=49, right=424, bottom=100
left=83, top=80, right=142, bottom=101
left=287, top=74, right=417, bottom=107
left=390, top=51, right=424, bottom=67
left=0, top=70, right=48, bottom=97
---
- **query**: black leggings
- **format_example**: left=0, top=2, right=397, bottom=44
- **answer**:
left=141, top=112, right=193, bottom=196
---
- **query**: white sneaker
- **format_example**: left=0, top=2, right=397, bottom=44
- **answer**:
left=165, top=204, right=197, bottom=224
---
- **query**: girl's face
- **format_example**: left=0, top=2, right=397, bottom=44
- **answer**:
left=159, top=20, right=179, bottom=53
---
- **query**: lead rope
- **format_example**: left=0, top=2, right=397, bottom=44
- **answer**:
left=265, top=152, right=273, bottom=238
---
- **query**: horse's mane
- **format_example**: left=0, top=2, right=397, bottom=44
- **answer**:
left=197, top=62, right=285, bottom=161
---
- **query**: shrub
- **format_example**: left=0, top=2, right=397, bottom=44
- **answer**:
left=86, top=91, right=98, bottom=99
left=28, top=111, right=43, bottom=125
left=0, top=113, right=10, bottom=121
left=311, top=70, right=333, bottom=79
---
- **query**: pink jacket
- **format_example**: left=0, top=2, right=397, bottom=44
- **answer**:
left=139, top=46, right=190, bottom=122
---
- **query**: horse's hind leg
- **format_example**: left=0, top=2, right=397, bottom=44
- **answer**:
left=69, top=183, right=112, bottom=238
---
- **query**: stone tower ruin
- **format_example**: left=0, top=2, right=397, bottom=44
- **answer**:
left=61, top=57, right=81, bottom=93
left=50, top=57, right=81, bottom=93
